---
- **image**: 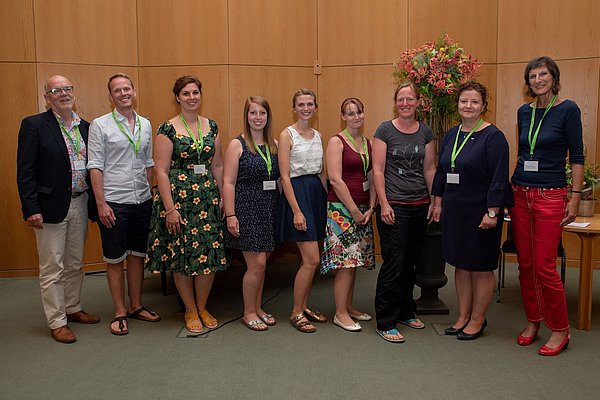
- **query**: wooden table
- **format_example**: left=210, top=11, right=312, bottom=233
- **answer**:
left=563, top=214, right=600, bottom=330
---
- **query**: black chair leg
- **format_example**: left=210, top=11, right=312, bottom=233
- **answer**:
left=161, top=270, right=168, bottom=296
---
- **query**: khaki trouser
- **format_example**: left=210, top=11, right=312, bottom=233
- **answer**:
left=34, top=193, right=88, bottom=329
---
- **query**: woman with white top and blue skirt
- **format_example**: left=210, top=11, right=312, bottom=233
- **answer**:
left=278, top=88, right=328, bottom=333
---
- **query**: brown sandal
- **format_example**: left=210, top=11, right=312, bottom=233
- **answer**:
left=304, top=308, right=327, bottom=323
left=184, top=311, right=203, bottom=333
left=290, top=313, right=316, bottom=333
left=199, top=309, right=218, bottom=329
left=110, top=316, right=128, bottom=336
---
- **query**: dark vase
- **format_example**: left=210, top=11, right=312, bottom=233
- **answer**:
left=415, top=222, right=449, bottom=314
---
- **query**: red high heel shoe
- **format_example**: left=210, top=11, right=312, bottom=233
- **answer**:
left=517, top=326, right=539, bottom=346
left=538, top=332, right=570, bottom=356
left=517, top=333, right=537, bottom=346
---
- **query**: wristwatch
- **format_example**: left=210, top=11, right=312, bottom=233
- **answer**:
left=487, top=210, right=497, bottom=218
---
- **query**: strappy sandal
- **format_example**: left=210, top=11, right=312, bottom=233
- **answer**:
left=110, top=316, right=128, bottom=336
left=290, top=313, right=316, bottom=333
left=259, top=313, right=277, bottom=326
left=241, top=318, right=268, bottom=332
left=304, top=308, right=327, bottom=323
left=399, top=318, right=426, bottom=330
left=184, top=311, right=203, bottom=333
left=199, top=309, right=218, bottom=329
left=127, top=306, right=161, bottom=322
left=376, top=328, right=405, bottom=343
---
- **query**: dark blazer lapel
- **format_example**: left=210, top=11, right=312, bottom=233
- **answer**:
left=79, top=121, right=89, bottom=145
left=45, top=109, right=70, bottom=163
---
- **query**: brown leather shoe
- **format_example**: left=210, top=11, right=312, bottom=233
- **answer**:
left=67, top=310, right=100, bottom=324
left=50, top=325, right=76, bottom=343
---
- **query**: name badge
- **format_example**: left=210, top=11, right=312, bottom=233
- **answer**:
left=263, top=180, right=277, bottom=191
left=193, top=164, right=206, bottom=174
left=447, top=173, right=460, bottom=184
left=362, top=181, right=370, bottom=191
left=74, top=160, right=86, bottom=171
left=524, top=160, right=539, bottom=172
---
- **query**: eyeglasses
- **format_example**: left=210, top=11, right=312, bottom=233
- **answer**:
left=45, top=86, right=74, bottom=95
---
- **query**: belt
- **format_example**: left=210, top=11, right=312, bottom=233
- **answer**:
left=71, top=191, right=84, bottom=198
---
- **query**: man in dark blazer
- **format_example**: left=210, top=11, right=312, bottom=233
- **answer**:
left=17, top=75, right=100, bottom=343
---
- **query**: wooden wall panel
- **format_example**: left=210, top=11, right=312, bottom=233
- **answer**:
left=408, top=0, right=498, bottom=64
left=318, top=0, right=408, bottom=66
left=597, top=70, right=600, bottom=165
left=138, top=66, right=229, bottom=141
left=558, top=59, right=599, bottom=163
left=138, top=0, right=228, bottom=66
left=228, top=66, right=317, bottom=145
left=2, top=0, right=599, bottom=276
left=318, top=65, right=396, bottom=144
left=495, top=63, right=524, bottom=169
left=36, top=64, right=139, bottom=121
left=34, top=0, right=138, bottom=65
left=0, top=0, right=35, bottom=61
left=498, top=0, right=600, bottom=63
left=229, top=0, right=317, bottom=66
left=0, top=63, right=40, bottom=274
left=476, top=64, right=497, bottom=126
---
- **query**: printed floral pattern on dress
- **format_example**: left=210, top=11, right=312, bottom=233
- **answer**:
left=146, top=119, right=227, bottom=276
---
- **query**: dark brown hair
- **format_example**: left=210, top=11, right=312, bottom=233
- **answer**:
left=458, top=81, right=489, bottom=114
left=173, top=75, right=202, bottom=98
left=524, top=56, right=561, bottom=97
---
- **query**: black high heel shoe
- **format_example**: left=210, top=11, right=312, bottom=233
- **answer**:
left=457, top=319, right=487, bottom=341
left=444, top=321, right=469, bottom=336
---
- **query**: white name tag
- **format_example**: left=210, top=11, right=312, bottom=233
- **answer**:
left=362, top=181, right=370, bottom=191
left=447, top=173, right=460, bottom=184
left=74, top=160, right=86, bottom=171
left=263, top=180, right=277, bottom=191
left=193, top=164, right=206, bottom=174
left=524, top=160, right=539, bottom=172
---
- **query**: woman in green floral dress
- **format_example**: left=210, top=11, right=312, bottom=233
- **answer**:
left=146, top=76, right=227, bottom=334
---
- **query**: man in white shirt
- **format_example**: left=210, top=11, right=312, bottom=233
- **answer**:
left=88, top=73, right=160, bottom=336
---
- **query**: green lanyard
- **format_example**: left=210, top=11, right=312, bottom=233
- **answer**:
left=451, top=118, right=484, bottom=171
left=253, top=141, right=272, bottom=178
left=57, top=118, right=82, bottom=158
left=112, top=110, right=141, bottom=154
left=343, top=129, right=369, bottom=178
left=528, top=95, right=557, bottom=159
left=180, top=113, right=203, bottom=159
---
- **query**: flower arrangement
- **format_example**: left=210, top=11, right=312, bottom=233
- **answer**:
left=567, top=163, right=600, bottom=200
left=393, top=33, right=482, bottom=122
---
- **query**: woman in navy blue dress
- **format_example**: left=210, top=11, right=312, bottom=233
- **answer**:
left=223, top=96, right=280, bottom=331
left=432, top=81, right=513, bottom=340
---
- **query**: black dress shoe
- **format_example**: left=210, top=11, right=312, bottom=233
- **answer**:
left=444, top=321, right=469, bottom=335
left=457, top=319, right=487, bottom=340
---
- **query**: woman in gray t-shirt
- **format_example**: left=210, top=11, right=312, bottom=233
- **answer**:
left=372, top=81, right=436, bottom=343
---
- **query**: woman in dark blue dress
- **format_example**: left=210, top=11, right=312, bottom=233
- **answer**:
left=432, top=81, right=513, bottom=340
left=223, top=96, right=280, bottom=331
